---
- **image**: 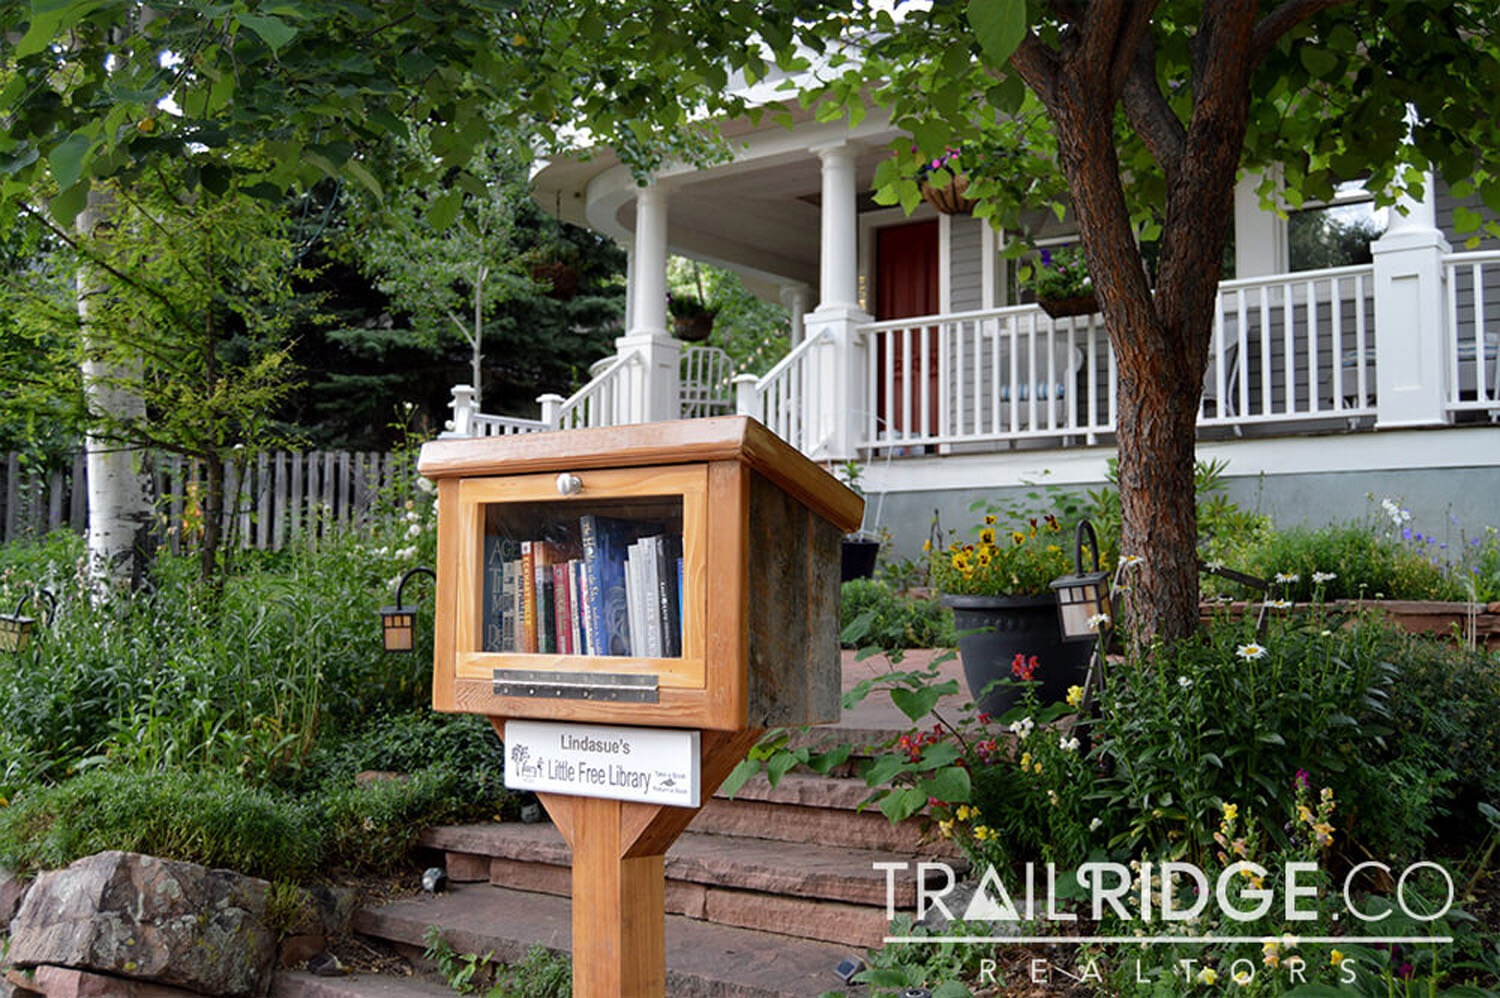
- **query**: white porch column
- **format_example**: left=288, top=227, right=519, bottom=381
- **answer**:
left=805, top=141, right=872, bottom=460
left=617, top=182, right=681, bottom=423
left=445, top=384, right=476, bottom=437
left=780, top=284, right=810, bottom=347
left=1233, top=169, right=1287, bottom=278
left=1372, top=171, right=1451, bottom=428
left=622, top=245, right=636, bottom=335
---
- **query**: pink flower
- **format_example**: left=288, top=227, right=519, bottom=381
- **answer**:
left=1295, top=769, right=1310, bottom=790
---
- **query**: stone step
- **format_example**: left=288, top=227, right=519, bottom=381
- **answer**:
left=271, top=971, right=458, bottom=998
left=479, top=855, right=888, bottom=949
left=420, top=823, right=951, bottom=908
left=354, top=883, right=855, bottom=998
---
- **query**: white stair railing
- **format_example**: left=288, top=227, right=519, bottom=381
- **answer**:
left=733, top=328, right=834, bottom=455
left=548, top=350, right=644, bottom=430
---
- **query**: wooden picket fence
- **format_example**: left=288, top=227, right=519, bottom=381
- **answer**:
left=0, top=449, right=416, bottom=551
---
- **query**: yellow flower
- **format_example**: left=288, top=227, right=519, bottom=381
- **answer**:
left=1297, top=804, right=1313, bottom=823
left=979, top=528, right=996, bottom=545
left=922, top=540, right=932, bottom=552
left=1066, top=685, right=1085, bottom=707
left=1033, top=762, right=1043, bottom=774
left=984, top=515, right=997, bottom=525
left=977, top=550, right=992, bottom=566
left=1019, top=752, right=1031, bottom=769
left=955, top=805, right=974, bottom=821
left=973, top=824, right=995, bottom=841
left=1011, top=530, right=1027, bottom=545
left=1330, top=950, right=1344, bottom=966
left=938, top=819, right=955, bottom=838
left=1222, top=803, right=1239, bottom=820
left=1196, top=967, right=1218, bottom=985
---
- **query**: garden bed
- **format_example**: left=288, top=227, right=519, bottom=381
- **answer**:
left=1201, top=598, right=1500, bottom=649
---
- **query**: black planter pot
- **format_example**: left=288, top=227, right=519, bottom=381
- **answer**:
left=841, top=538, right=881, bottom=582
left=840, top=537, right=882, bottom=585
left=941, top=594, right=1091, bottom=718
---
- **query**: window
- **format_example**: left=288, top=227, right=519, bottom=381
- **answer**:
left=1288, top=181, right=1387, bottom=272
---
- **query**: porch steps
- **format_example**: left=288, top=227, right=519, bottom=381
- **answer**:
left=272, top=971, right=457, bottom=998
left=350, top=884, right=851, bottom=998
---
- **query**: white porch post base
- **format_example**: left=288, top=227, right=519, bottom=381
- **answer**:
left=445, top=383, right=477, bottom=437
left=803, top=305, right=870, bottom=462
left=1372, top=175, right=1451, bottom=429
left=614, top=331, right=682, bottom=424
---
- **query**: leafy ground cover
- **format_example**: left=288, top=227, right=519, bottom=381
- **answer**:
left=0, top=476, right=510, bottom=881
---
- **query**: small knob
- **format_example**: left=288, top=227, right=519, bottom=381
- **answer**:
left=556, top=473, right=583, bottom=496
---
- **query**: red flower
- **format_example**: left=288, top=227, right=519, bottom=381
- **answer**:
left=1011, top=653, right=1039, bottom=681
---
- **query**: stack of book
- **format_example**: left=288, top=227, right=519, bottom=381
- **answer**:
left=482, top=513, right=683, bottom=657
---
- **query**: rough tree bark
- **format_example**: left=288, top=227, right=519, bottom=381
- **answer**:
left=1009, top=0, right=1343, bottom=642
left=76, top=185, right=157, bottom=596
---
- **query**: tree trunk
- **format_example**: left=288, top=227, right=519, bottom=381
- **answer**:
left=77, top=184, right=157, bottom=596
left=201, top=454, right=224, bottom=582
left=1040, top=78, right=1204, bottom=643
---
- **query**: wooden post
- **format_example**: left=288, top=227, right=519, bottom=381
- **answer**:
left=491, top=723, right=760, bottom=998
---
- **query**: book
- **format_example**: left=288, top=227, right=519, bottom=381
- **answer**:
left=580, top=514, right=637, bottom=656
left=501, top=560, right=519, bottom=651
left=676, top=556, right=684, bottom=647
left=577, top=557, right=594, bottom=655
left=520, top=541, right=537, bottom=653
left=655, top=536, right=681, bottom=657
left=642, top=536, right=662, bottom=658
left=513, top=558, right=526, bottom=653
left=482, top=530, right=506, bottom=652
left=537, top=559, right=555, bottom=654
left=624, top=542, right=643, bottom=658
left=553, top=562, right=572, bottom=655
left=569, top=559, right=585, bottom=655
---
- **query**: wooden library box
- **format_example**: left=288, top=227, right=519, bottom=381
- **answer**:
left=417, top=417, right=863, bottom=731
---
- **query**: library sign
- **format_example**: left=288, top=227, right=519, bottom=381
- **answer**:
left=504, top=720, right=701, bottom=808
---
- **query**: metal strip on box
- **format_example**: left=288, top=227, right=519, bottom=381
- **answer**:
left=492, top=668, right=660, bottom=703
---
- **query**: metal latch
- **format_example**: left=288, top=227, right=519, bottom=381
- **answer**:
left=492, top=668, right=660, bottom=703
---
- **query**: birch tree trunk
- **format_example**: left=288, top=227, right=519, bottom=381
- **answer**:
left=77, top=185, right=156, bottom=595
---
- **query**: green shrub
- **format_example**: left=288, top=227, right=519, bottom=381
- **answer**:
left=840, top=579, right=955, bottom=650
left=321, top=765, right=502, bottom=870
left=0, top=767, right=321, bottom=878
left=1224, top=524, right=1463, bottom=601
left=1383, top=633, right=1500, bottom=815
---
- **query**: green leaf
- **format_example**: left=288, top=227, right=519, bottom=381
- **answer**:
left=48, top=180, right=87, bottom=228
left=343, top=159, right=384, bottom=202
left=48, top=132, right=92, bottom=190
left=919, top=765, right=971, bottom=803
left=718, top=757, right=760, bottom=798
left=932, top=982, right=971, bottom=998
left=879, top=787, right=927, bottom=822
left=890, top=686, right=941, bottom=723
left=862, top=753, right=909, bottom=788
left=425, top=190, right=462, bottom=231
left=15, top=10, right=66, bottom=59
left=1299, top=46, right=1339, bottom=80
left=807, top=744, right=852, bottom=773
left=236, top=13, right=298, bottom=53
left=765, top=749, right=801, bottom=787
left=967, top=0, right=1028, bottom=69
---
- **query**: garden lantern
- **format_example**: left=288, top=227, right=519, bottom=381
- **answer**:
left=0, top=588, right=56, bottom=653
left=1050, top=519, right=1110, bottom=642
left=379, top=567, right=435, bottom=653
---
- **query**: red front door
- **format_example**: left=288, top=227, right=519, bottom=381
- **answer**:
left=875, top=221, right=941, bottom=438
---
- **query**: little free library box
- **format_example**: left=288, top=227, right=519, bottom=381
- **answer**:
left=416, top=416, right=864, bottom=732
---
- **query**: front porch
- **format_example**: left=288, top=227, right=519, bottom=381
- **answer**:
left=447, top=249, right=1500, bottom=463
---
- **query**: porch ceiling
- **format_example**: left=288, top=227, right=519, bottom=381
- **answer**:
left=530, top=109, right=902, bottom=298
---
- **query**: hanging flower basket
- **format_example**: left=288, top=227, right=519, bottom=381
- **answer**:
left=919, top=175, right=978, bottom=215
left=1037, top=293, right=1099, bottom=319
left=529, top=260, right=580, bottom=299
left=672, top=311, right=715, bottom=342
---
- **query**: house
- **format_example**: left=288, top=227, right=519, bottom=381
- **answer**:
left=447, top=102, right=1500, bottom=553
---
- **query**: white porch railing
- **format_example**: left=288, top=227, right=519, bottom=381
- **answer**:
left=1444, top=250, right=1500, bottom=416
left=1202, top=264, right=1377, bottom=431
left=859, top=306, right=1111, bottom=453
left=680, top=345, right=735, bottom=418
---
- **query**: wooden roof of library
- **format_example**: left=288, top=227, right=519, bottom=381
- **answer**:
left=417, top=416, right=864, bottom=533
